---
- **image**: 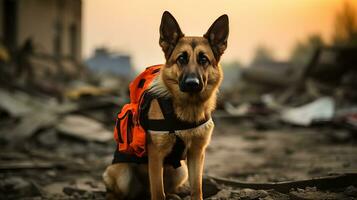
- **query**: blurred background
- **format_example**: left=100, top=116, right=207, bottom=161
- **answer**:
left=1, top=0, right=357, bottom=199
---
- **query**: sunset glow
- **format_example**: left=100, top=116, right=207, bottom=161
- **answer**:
left=83, top=0, right=357, bottom=70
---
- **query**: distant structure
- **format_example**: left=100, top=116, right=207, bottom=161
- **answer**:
left=86, top=48, right=134, bottom=78
left=243, top=61, right=298, bottom=86
left=0, top=0, right=82, bottom=62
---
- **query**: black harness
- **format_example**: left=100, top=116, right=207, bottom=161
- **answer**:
left=112, top=92, right=209, bottom=168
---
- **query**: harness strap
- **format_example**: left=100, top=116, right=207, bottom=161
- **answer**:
left=164, top=135, right=185, bottom=168
left=145, top=94, right=208, bottom=168
left=144, top=95, right=208, bottom=132
left=113, top=92, right=209, bottom=168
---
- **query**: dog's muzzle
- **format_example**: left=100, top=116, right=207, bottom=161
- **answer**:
left=179, top=73, right=203, bottom=93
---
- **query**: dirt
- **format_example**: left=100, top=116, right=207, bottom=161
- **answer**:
left=1, top=115, right=357, bottom=199
left=206, top=119, right=357, bottom=182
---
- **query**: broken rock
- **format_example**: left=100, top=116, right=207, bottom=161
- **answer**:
left=57, top=114, right=112, bottom=143
left=0, top=177, right=41, bottom=198
left=0, top=88, right=34, bottom=116
left=289, top=187, right=346, bottom=200
left=62, top=178, right=106, bottom=196
left=281, top=97, right=334, bottom=126
left=37, top=129, right=58, bottom=147
left=3, top=111, right=58, bottom=143
left=344, top=186, right=357, bottom=197
left=232, top=188, right=268, bottom=199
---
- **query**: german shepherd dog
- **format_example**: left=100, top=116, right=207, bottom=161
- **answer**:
left=103, top=11, right=229, bottom=200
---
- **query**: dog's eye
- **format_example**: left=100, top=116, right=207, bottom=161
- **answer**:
left=198, top=53, right=209, bottom=65
left=177, top=52, right=188, bottom=65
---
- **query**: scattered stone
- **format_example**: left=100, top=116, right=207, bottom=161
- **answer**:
left=182, top=196, right=191, bottom=200
left=0, top=89, right=34, bottom=116
left=266, top=190, right=290, bottom=200
left=167, top=193, right=183, bottom=200
left=63, top=186, right=86, bottom=195
left=42, top=182, right=67, bottom=195
left=0, top=177, right=41, bottom=198
left=5, top=112, right=58, bottom=142
left=206, top=189, right=232, bottom=199
left=203, top=178, right=221, bottom=198
left=37, top=129, right=58, bottom=147
left=206, top=188, right=270, bottom=200
left=232, top=188, right=268, bottom=199
left=56, top=115, right=112, bottom=143
left=46, top=170, right=57, bottom=178
left=0, top=88, right=78, bottom=117
left=289, top=187, right=346, bottom=200
left=62, top=178, right=106, bottom=196
left=281, top=97, right=334, bottom=126
left=344, top=185, right=357, bottom=197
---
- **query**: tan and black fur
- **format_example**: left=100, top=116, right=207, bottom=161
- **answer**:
left=103, top=11, right=229, bottom=200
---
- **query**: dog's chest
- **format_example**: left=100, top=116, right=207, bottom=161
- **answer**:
left=147, top=98, right=214, bottom=151
left=148, top=119, right=214, bottom=152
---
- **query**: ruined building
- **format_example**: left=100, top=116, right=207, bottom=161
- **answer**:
left=0, top=0, right=82, bottom=82
left=0, top=0, right=82, bottom=61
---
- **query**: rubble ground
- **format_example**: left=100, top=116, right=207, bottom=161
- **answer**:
left=1, top=109, right=357, bottom=200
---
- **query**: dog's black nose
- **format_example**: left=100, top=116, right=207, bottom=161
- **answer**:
left=179, top=73, right=203, bottom=93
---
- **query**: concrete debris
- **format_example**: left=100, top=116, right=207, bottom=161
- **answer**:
left=8, top=112, right=58, bottom=141
left=206, top=189, right=232, bottom=199
left=62, top=178, right=106, bottom=196
left=42, top=182, right=67, bottom=195
left=221, top=46, right=357, bottom=133
left=37, top=129, right=59, bottom=147
left=225, top=102, right=251, bottom=116
left=1, top=43, right=357, bottom=199
left=344, top=186, right=357, bottom=197
left=289, top=187, right=347, bottom=200
left=234, top=188, right=268, bottom=199
left=56, top=115, right=112, bottom=143
left=281, top=97, right=335, bottom=126
left=0, top=177, right=41, bottom=198
left=207, top=188, right=275, bottom=200
left=0, top=88, right=77, bottom=116
left=0, top=88, right=35, bottom=116
left=207, top=173, right=357, bottom=194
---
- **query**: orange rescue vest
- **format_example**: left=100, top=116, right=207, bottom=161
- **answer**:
left=114, top=65, right=161, bottom=157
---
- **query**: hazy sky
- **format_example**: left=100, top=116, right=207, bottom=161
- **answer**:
left=83, top=0, right=356, bottom=70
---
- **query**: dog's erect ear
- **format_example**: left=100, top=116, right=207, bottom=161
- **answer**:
left=159, top=11, right=184, bottom=59
left=204, top=15, right=229, bottom=62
